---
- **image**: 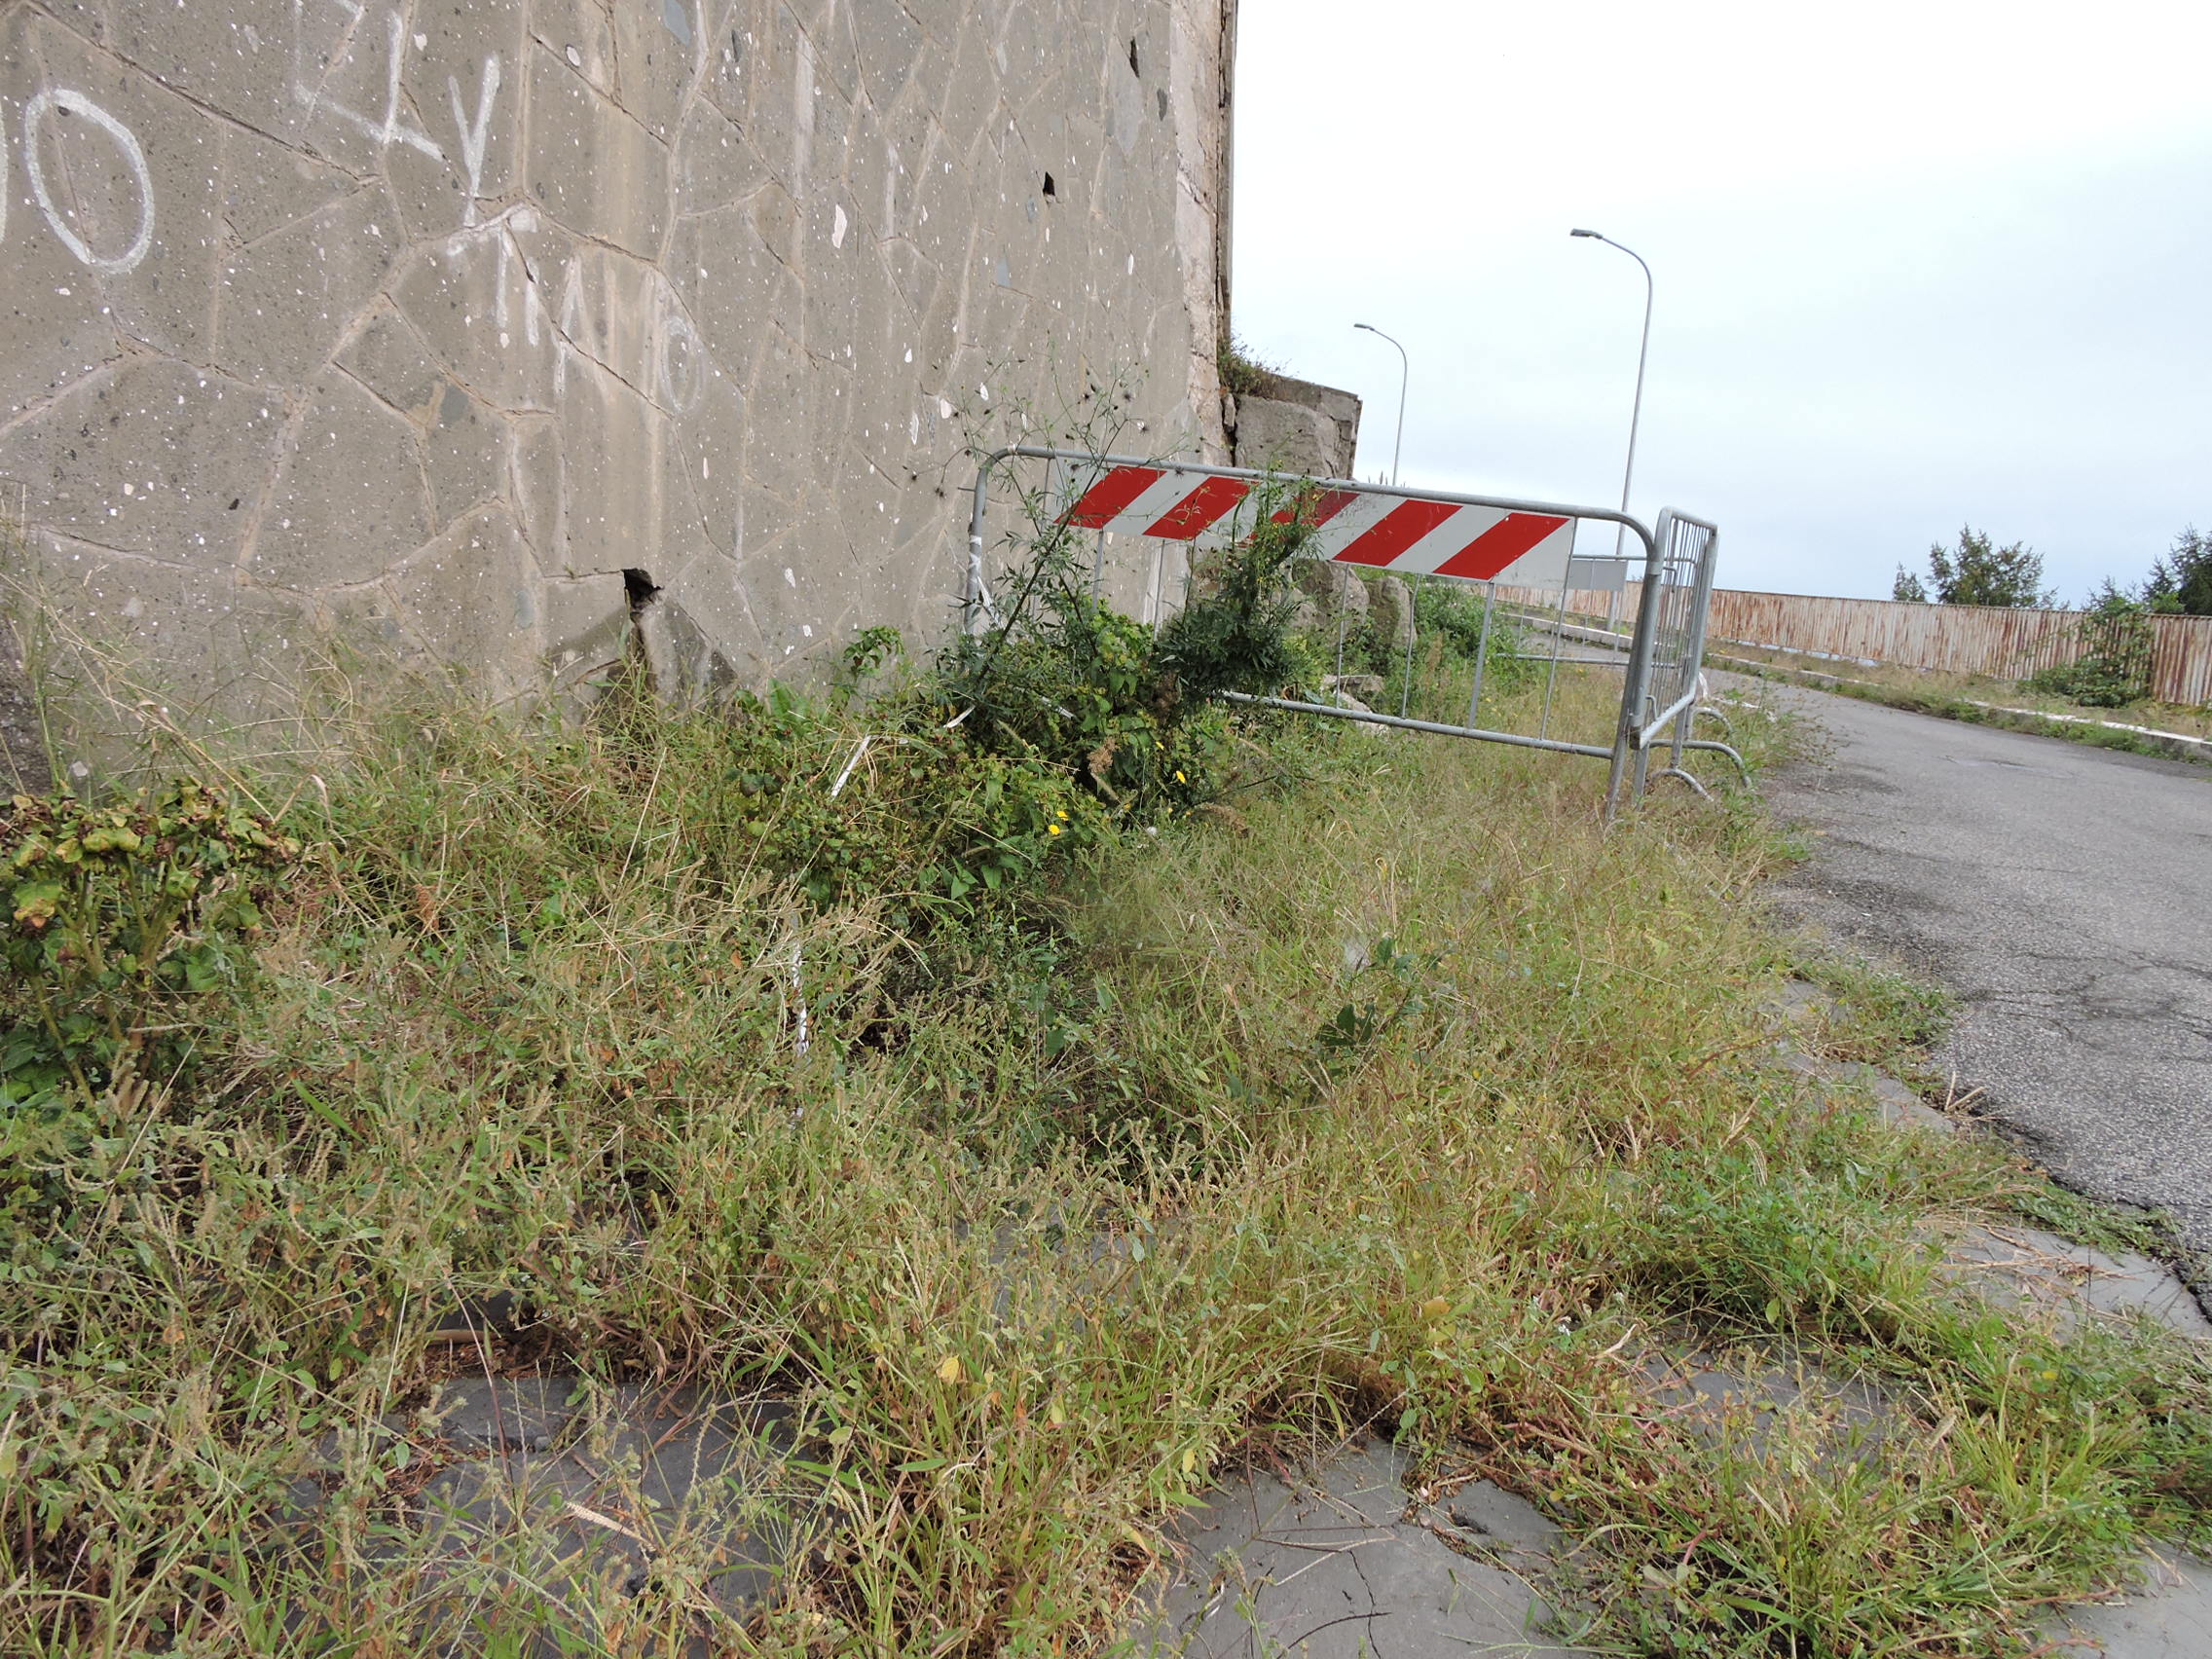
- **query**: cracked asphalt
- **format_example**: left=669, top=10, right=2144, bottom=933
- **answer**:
left=1754, top=684, right=2212, bottom=1256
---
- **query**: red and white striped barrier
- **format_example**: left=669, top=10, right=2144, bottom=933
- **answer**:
left=1056, top=464, right=1577, bottom=585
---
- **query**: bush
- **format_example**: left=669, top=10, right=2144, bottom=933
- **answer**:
left=3, top=779, right=300, bottom=1109
left=2025, top=586, right=2154, bottom=708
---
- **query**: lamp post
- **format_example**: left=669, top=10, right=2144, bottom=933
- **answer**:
left=1352, top=322, right=1408, bottom=486
left=1569, top=230, right=1652, bottom=627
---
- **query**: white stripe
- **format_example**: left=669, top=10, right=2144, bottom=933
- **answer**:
left=1491, top=520, right=1579, bottom=588
left=1307, top=492, right=1404, bottom=561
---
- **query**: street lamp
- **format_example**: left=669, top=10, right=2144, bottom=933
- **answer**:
left=1352, top=322, right=1408, bottom=486
left=1569, top=229, right=1653, bottom=616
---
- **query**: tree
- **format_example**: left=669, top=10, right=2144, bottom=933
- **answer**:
left=1905, top=526, right=2054, bottom=608
left=1892, top=566, right=1928, bottom=603
left=2144, top=526, right=2212, bottom=615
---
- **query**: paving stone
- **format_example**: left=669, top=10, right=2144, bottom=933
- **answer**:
left=1132, top=1435, right=1592, bottom=1659
left=1639, top=1346, right=1899, bottom=1468
left=1945, top=1223, right=2212, bottom=1341
left=422, top=1377, right=586, bottom=1454
left=2055, top=1551, right=2212, bottom=1659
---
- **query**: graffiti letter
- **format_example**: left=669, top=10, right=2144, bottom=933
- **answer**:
left=22, top=89, right=155, bottom=276
left=447, top=55, right=500, bottom=228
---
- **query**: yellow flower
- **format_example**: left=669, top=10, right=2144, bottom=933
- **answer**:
left=1174, top=770, right=1186, bottom=783
left=937, top=1355, right=963, bottom=1383
left=1055, top=808, right=1068, bottom=819
left=1048, top=824, right=1062, bottom=836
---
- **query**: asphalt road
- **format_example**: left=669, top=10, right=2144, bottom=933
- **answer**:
left=1754, top=685, right=2212, bottom=1256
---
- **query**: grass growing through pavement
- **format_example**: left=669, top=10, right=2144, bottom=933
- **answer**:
left=3, top=653, right=2207, bottom=1658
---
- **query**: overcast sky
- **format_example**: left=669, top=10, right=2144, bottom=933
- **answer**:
left=1231, top=0, right=2212, bottom=603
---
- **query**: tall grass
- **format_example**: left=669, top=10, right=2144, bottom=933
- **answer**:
left=1, top=662, right=2204, bottom=1657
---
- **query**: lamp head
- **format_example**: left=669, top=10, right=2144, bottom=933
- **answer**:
left=1570, top=228, right=1602, bottom=239
left=1353, top=322, right=1376, bottom=332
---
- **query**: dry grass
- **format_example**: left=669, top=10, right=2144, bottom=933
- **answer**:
left=2, top=665, right=2206, bottom=1657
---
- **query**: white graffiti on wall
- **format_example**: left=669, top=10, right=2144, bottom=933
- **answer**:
left=9, top=88, right=156, bottom=275
left=290, top=0, right=504, bottom=226
left=465, top=208, right=711, bottom=417
left=5, top=10, right=503, bottom=277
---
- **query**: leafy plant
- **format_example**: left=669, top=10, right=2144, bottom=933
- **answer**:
left=2145, top=525, right=2212, bottom=616
left=1897, top=527, right=2055, bottom=608
left=2026, top=584, right=2155, bottom=707
left=3, top=780, right=300, bottom=1107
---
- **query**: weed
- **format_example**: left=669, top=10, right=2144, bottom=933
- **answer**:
left=0, top=641, right=2203, bottom=1656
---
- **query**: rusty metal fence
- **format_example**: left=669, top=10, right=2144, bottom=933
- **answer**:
left=1498, top=582, right=2212, bottom=707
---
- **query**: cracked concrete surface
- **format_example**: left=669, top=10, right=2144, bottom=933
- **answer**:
left=1758, top=683, right=2212, bottom=1260
left=1132, top=1435, right=1589, bottom=1659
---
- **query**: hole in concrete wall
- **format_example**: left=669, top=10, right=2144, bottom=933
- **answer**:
left=1127, top=38, right=1139, bottom=77
left=1157, top=88, right=1168, bottom=121
left=623, top=569, right=661, bottom=615
left=1041, top=172, right=1055, bottom=199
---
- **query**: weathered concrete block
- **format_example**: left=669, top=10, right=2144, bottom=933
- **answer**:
left=1237, top=370, right=1363, bottom=480
left=1233, top=396, right=1334, bottom=479
left=252, top=374, right=432, bottom=589
left=525, top=45, right=670, bottom=258
left=422, top=382, right=512, bottom=529
left=216, top=185, right=402, bottom=388
left=0, top=358, right=282, bottom=567
left=384, top=505, right=539, bottom=696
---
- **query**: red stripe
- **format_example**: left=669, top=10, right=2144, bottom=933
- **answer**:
left=1063, top=465, right=1164, bottom=529
left=1332, top=499, right=1460, bottom=566
left=1272, top=487, right=1360, bottom=529
left=1432, top=513, right=1570, bottom=579
left=1142, top=475, right=1250, bottom=539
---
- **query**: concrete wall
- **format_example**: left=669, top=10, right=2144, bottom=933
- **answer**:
left=0, top=0, right=1233, bottom=739
left=1230, top=369, right=1360, bottom=481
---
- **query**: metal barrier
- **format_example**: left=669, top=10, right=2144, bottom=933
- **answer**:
left=962, top=448, right=1742, bottom=820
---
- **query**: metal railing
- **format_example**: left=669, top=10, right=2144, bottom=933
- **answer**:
left=962, top=448, right=1742, bottom=820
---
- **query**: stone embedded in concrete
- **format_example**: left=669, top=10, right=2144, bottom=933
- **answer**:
left=606, top=0, right=693, bottom=139
left=525, top=44, right=670, bottom=259
left=252, top=374, right=432, bottom=589
left=336, top=304, right=447, bottom=424
left=1944, top=1223, right=2212, bottom=1341
left=383, top=0, right=531, bottom=242
left=104, top=0, right=308, bottom=147
left=508, top=415, right=565, bottom=557
left=421, top=381, right=512, bottom=529
left=23, top=18, right=224, bottom=364
left=383, top=504, right=538, bottom=694
left=674, top=101, right=767, bottom=212
left=532, top=0, right=617, bottom=98
left=539, top=572, right=629, bottom=685
left=847, top=0, right=925, bottom=115
left=555, top=356, right=662, bottom=576
left=1133, top=1435, right=1591, bottom=1659
left=214, top=122, right=358, bottom=245
left=388, top=214, right=564, bottom=414
left=0, top=357, right=282, bottom=567
left=216, top=185, right=403, bottom=389
left=7, top=0, right=1231, bottom=723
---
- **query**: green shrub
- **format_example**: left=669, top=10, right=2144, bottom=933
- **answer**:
left=2026, top=588, right=2154, bottom=707
left=3, top=780, right=300, bottom=1108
